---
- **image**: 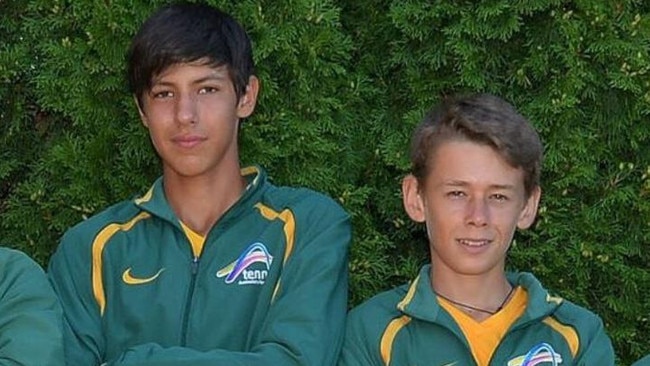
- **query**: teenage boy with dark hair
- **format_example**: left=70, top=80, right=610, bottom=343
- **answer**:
left=338, top=94, right=615, bottom=365
left=0, top=247, right=64, bottom=365
left=48, top=3, right=351, bottom=365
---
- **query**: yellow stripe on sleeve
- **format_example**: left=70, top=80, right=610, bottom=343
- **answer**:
left=380, top=315, right=411, bottom=366
left=254, top=203, right=296, bottom=302
left=542, top=316, right=580, bottom=357
left=92, top=212, right=150, bottom=316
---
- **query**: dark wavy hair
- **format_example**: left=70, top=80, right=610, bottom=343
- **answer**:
left=127, top=3, right=255, bottom=106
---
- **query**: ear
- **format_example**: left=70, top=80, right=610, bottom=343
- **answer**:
left=517, top=186, right=541, bottom=230
left=236, top=75, right=260, bottom=118
left=402, top=174, right=426, bottom=223
left=134, top=95, right=149, bottom=128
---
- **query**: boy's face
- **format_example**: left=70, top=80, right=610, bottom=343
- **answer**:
left=403, top=140, right=540, bottom=278
left=136, top=61, right=258, bottom=179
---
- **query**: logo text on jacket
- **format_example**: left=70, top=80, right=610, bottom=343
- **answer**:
left=216, top=242, right=274, bottom=285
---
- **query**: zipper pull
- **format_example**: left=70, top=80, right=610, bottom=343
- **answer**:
left=191, top=256, right=199, bottom=275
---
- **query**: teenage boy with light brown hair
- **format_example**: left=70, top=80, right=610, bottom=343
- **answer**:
left=338, top=94, right=615, bottom=366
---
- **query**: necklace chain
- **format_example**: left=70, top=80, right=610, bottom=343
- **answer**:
left=435, top=285, right=515, bottom=315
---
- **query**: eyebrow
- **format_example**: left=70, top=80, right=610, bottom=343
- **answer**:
left=192, top=74, right=229, bottom=84
left=442, top=180, right=517, bottom=190
left=152, top=73, right=229, bottom=88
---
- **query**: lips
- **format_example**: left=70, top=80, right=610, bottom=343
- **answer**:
left=458, top=239, right=490, bottom=247
left=172, top=134, right=206, bottom=148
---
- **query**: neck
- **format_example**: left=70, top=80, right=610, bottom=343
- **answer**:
left=163, top=165, right=246, bottom=235
left=430, top=265, right=513, bottom=320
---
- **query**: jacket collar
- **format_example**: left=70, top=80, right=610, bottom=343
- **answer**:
left=132, top=165, right=268, bottom=227
left=397, top=264, right=563, bottom=325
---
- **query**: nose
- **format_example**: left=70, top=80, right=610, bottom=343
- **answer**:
left=175, top=93, right=197, bottom=125
left=466, top=197, right=489, bottom=227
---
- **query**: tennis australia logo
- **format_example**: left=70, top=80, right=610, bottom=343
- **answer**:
left=216, top=242, right=274, bottom=285
left=507, top=343, right=562, bottom=366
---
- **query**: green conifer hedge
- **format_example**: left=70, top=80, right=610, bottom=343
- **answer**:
left=1, top=0, right=648, bottom=363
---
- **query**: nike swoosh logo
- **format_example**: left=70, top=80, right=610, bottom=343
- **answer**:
left=122, top=267, right=165, bottom=285
left=441, top=362, right=458, bottom=366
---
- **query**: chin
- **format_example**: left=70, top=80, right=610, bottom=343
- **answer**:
left=450, top=261, right=502, bottom=277
left=166, top=166, right=210, bottom=179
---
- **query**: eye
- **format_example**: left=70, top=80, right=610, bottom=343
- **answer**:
left=198, top=86, right=219, bottom=94
left=490, top=193, right=509, bottom=202
left=151, top=90, right=173, bottom=99
left=446, top=190, right=466, bottom=199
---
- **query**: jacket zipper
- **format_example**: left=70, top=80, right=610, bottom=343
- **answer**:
left=180, top=255, right=200, bottom=346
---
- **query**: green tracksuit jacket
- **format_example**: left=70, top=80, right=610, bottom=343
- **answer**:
left=633, top=354, right=650, bottom=366
left=49, top=166, right=351, bottom=366
left=339, top=265, right=615, bottom=366
left=0, top=247, right=64, bottom=365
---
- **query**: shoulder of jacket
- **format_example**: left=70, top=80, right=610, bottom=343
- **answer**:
left=60, top=199, right=144, bottom=246
left=0, top=247, right=50, bottom=301
left=348, top=285, right=410, bottom=333
left=0, top=247, right=42, bottom=273
left=549, top=298, right=606, bottom=337
left=261, top=185, right=349, bottom=219
left=554, top=298, right=603, bottom=321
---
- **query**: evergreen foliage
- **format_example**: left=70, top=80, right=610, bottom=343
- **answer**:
left=1, top=0, right=648, bottom=363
